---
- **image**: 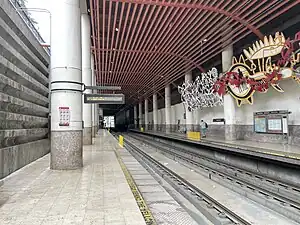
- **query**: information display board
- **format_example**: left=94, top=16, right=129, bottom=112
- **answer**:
left=84, top=94, right=125, bottom=104
left=253, top=110, right=290, bottom=134
left=104, top=116, right=115, bottom=128
left=254, top=116, right=266, bottom=133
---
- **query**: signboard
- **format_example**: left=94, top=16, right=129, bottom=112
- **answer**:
left=254, top=116, right=266, bottom=133
left=253, top=110, right=290, bottom=134
left=104, top=116, right=115, bottom=128
left=59, top=107, right=70, bottom=126
left=84, top=94, right=125, bottom=104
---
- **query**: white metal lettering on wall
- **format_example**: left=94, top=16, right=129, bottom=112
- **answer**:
left=178, top=67, right=223, bottom=111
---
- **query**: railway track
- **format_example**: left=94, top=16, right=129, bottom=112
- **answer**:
left=126, top=133, right=300, bottom=223
left=112, top=132, right=252, bottom=225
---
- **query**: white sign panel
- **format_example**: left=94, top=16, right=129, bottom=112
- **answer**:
left=104, top=116, right=115, bottom=128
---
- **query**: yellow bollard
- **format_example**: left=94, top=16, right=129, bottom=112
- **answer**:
left=140, top=127, right=144, bottom=132
left=119, top=135, right=124, bottom=148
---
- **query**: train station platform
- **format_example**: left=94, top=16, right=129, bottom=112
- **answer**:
left=0, top=130, right=146, bottom=225
left=130, top=129, right=300, bottom=166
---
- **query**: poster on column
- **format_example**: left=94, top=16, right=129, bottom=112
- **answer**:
left=59, top=107, right=70, bottom=126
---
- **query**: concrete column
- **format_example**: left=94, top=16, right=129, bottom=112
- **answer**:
left=91, top=55, right=96, bottom=138
left=165, top=85, right=171, bottom=133
left=153, top=93, right=158, bottom=131
left=134, top=105, right=137, bottom=128
left=222, top=45, right=237, bottom=140
left=50, top=0, right=82, bottom=170
left=144, top=99, right=149, bottom=130
left=81, top=13, right=92, bottom=145
left=185, top=71, right=193, bottom=131
left=138, top=102, right=143, bottom=128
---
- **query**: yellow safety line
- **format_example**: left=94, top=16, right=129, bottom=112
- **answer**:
left=114, top=148, right=156, bottom=225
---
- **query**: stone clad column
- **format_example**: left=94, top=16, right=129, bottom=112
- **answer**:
left=139, top=102, right=143, bottom=128
left=50, top=0, right=82, bottom=169
left=134, top=105, right=137, bottom=128
left=185, top=71, right=193, bottom=132
left=144, top=99, right=149, bottom=130
left=222, top=45, right=237, bottom=140
left=165, top=85, right=171, bottom=133
left=82, top=13, right=92, bottom=145
left=153, top=93, right=158, bottom=131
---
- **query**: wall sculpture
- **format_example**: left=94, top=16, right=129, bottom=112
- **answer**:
left=178, top=67, right=223, bottom=111
left=213, top=31, right=300, bottom=107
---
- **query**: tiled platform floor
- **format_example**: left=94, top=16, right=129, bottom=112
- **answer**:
left=0, top=130, right=146, bottom=225
left=136, top=130, right=300, bottom=160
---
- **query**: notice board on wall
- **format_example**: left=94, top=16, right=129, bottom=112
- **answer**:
left=253, top=110, right=290, bottom=134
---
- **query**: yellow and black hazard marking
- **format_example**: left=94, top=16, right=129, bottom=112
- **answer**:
left=114, top=149, right=156, bottom=225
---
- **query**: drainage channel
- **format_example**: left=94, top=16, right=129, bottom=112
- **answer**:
left=122, top=135, right=252, bottom=225
left=127, top=133, right=300, bottom=223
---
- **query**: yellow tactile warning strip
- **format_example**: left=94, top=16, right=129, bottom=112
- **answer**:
left=114, top=148, right=157, bottom=225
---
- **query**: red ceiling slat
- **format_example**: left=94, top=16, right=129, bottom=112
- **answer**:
left=135, top=1, right=297, bottom=101
left=115, top=3, right=139, bottom=85
left=110, top=3, right=125, bottom=83
left=90, top=0, right=300, bottom=106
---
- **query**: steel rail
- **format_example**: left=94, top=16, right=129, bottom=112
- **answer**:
left=127, top=133, right=300, bottom=223
left=118, top=134, right=252, bottom=225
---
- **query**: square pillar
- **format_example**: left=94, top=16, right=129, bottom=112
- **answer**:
left=185, top=71, right=193, bottom=132
left=153, top=93, right=158, bottom=131
left=165, top=85, right=171, bottom=133
left=144, top=99, right=149, bottom=130
left=222, top=45, right=237, bottom=140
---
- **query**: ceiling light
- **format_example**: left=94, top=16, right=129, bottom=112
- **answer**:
left=203, top=38, right=208, bottom=42
left=115, top=28, right=119, bottom=32
left=161, top=75, right=164, bottom=78
left=109, top=71, right=112, bottom=73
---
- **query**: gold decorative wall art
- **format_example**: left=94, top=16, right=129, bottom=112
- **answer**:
left=213, top=31, right=300, bottom=107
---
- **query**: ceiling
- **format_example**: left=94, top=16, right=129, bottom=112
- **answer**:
left=89, top=0, right=300, bottom=109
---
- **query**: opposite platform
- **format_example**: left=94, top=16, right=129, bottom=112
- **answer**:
left=130, top=129, right=300, bottom=166
left=0, top=130, right=146, bottom=225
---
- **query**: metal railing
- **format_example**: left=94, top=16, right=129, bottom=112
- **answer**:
left=9, top=0, right=50, bottom=54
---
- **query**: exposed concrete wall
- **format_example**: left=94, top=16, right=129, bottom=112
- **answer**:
left=0, top=1, right=50, bottom=179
